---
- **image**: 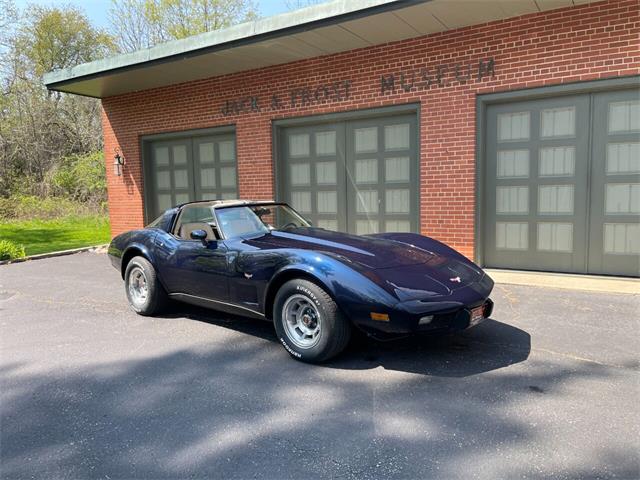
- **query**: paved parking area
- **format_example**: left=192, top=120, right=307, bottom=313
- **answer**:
left=1, top=252, right=639, bottom=479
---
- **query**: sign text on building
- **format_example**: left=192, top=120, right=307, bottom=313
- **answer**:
left=221, top=80, right=352, bottom=116
left=381, top=57, right=496, bottom=94
left=219, top=57, right=495, bottom=116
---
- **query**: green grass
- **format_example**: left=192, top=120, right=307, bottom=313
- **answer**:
left=0, top=216, right=110, bottom=256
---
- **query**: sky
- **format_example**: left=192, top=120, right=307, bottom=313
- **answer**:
left=13, top=0, right=297, bottom=29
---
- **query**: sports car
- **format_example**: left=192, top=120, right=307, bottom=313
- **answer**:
left=108, top=200, right=494, bottom=362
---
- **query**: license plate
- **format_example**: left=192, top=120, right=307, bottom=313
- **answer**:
left=469, top=305, right=485, bottom=327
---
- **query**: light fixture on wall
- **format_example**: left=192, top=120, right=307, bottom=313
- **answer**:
left=113, top=148, right=125, bottom=176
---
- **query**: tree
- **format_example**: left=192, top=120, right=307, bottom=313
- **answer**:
left=21, top=5, right=115, bottom=78
left=109, top=0, right=258, bottom=53
left=0, top=3, right=116, bottom=196
left=108, top=0, right=154, bottom=52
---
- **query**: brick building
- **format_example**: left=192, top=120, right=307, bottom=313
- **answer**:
left=44, top=0, right=639, bottom=276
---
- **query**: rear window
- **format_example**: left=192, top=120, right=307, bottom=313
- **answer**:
left=145, top=209, right=176, bottom=231
left=146, top=215, right=164, bottom=228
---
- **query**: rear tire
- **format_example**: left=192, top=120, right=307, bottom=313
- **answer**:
left=274, top=279, right=351, bottom=363
left=124, top=256, right=168, bottom=316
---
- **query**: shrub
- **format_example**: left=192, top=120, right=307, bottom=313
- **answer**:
left=0, top=195, right=103, bottom=220
left=51, top=151, right=107, bottom=205
left=0, top=239, right=26, bottom=261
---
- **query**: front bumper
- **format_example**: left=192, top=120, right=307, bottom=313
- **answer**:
left=415, top=298, right=494, bottom=332
left=351, top=297, right=494, bottom=337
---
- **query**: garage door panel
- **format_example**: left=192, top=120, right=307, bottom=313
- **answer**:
left=346, top=115, right=418, bottom=235
left=145, top=133, right=238, bottom=220
left=148, top=139, right=194, bottom=217
left=279, top=114, right=418, bottom=235
left=485, top=88, right=639, bottom=277
left=193, top=134, right=238, bottom=202
left=588, top=89, right=640, bottom=276
left=485, top=95, right=590, bottom=273
left=279, top=123, right=347, bottom=232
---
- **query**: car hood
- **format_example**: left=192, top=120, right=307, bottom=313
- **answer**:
left=245, top=228, right=483, bottom=296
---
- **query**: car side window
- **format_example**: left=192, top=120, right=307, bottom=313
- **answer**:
left=174, top=205, right=220, bottom=241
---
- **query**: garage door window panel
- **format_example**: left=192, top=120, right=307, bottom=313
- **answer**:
left=605, top=183, right=640, bottom=214
left=154, top=147, right=169, bottom=166
left=496, top=222, right=528, bottom=250
left=385, top=157, right=411, bottom=182
left=541, top=107, right=575, bottom=138
left=355, top=159, right=378, bottom=184
left=497, top=150, right=529, bottom=178
left=384, top=124, right=410, bottom=151
left=385, top=220, right=411, bottom=232
left=356, top=190, right=379, bottom=214
left=289, top=134, right=310, bottom=157
left=496, top=186, right=529, bottom=214
left=316, top=161, right=337, bottom=185
left=538, top=185, right=574, bottom=215
left=537, top=222, right=573, bottom=252
left=356, top=220, right=379, bottom=235
left=199, top=143, right=215, bottom=164
left=315, top=131, right=336, bottom=156
left=290, top=163, right=311, bottom=186
left=291, top=191, right=312, bottom=214
left=608, top=101, right=640, bottom=133
left=355, top=127, right=378, bottom=153
left=604, top=223, right=640, bottom=255
left=607, top=142, right=640, bottom=174
left=218, top=141, right=235, bottom=162
left=539, top=147, right=575, bottom=177
left=498, top=112, right=530, bottom=142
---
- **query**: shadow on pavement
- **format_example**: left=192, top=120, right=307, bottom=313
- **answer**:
left=1, top=329, right=631, bottom=479
left=159, top=304, right=530, bottom=378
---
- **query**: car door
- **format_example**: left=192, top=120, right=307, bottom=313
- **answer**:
left=225, top=236, right=279, bottom=315
left=157, top=204, right=229, bottom=301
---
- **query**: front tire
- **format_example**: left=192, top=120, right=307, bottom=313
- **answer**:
left=273, top=279, right=351, bottom=363
left=124, top=256, right=168, bottom=316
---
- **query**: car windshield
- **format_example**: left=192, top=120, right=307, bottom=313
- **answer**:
left=216, top=204, right=310, bottom=239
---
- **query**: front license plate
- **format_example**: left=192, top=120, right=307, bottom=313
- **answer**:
left=469, top=306, right=485, bottom=327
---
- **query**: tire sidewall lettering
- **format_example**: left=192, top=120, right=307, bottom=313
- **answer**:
left=280, top=337, right=302, bottom=358
left=295, top=284, right=321, bottom=307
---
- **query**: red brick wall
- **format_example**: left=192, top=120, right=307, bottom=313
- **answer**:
left=102, top=0, right=640, bottom=259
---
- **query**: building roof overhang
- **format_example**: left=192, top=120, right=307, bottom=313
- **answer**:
left=43, top=0, right=592, bottom=99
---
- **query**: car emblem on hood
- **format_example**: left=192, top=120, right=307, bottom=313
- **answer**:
left=449, top=276, right=461, bottom=283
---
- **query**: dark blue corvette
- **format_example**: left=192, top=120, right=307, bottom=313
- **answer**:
left=108, top=200, right=494, bottom=362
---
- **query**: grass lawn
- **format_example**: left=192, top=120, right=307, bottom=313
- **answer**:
left=0, top=216, right=110, bottom=256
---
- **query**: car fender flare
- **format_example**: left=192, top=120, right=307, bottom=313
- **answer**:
left=263, top=259, right=398, bottom=321
left=120, top=243, right=155, bottom=279
left=263, top=264, right=339, bottom=320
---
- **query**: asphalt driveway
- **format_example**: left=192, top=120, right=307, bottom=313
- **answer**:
left=1, top=252, right=639, bottom=479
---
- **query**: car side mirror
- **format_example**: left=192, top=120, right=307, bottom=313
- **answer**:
left=190, top=229, right=208, bottom=245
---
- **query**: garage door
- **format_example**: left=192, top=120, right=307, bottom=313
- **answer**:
left=145, top=133, right=237, bottom=219
left=278, top=114, right=418, bottom=235
left=484, top=88, right=639, bottom=277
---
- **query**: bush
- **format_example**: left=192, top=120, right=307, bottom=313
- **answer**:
left=51, top=151, right=106, bottom=205
left=0, top=239, right=26, bottom=261
left=0, top=195, right=105, bottom=221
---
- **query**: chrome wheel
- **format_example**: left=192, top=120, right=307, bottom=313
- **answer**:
left=282, top=294, right=322, bottom=349
left=128, top=266, right=148, bottom=306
